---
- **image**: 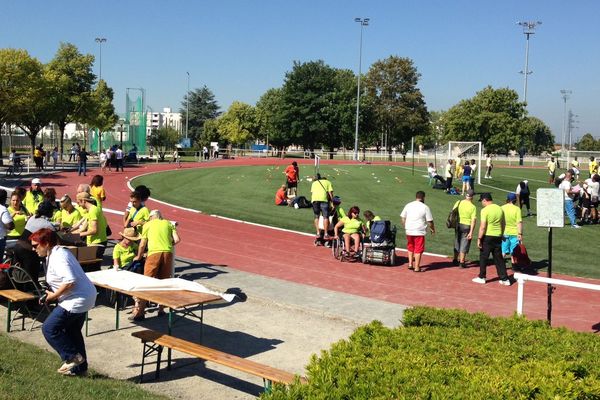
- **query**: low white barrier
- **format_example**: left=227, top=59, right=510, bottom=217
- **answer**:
left=514, top=272, right=600, bottom=315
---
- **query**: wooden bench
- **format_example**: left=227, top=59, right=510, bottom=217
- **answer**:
left=132, top=329, right=306, bottom=391
left=0, top=289, right=36, bottom=332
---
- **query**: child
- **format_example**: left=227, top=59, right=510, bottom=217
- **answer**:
left=112, top=227, right=141, bottom=271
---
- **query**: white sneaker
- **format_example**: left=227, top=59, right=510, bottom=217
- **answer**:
left=499, top=279, right=512, bottom=286
left=472, top=277, right=486, bottom=284
left=571, top=225, right=581, bottom=229
left=57, top=353, right=85, bottom=373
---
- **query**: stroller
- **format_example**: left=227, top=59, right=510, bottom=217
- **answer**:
left=361, top=220, right=397, bottom=266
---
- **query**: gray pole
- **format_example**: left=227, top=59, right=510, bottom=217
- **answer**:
left=353, top=18, right=369, bottom=161
left=186, top=72, right=190, bottom=140
left=560, top=90, right=571, bottom=155
left=517, top=21, right=541, bottom=107
left=95, top=37, right=107, bottom=81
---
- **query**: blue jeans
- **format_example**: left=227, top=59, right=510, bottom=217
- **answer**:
left=78, top=160, right=87, bottom=176
left=42, top=305, right=88, bottom=374
left=565, top=198, right=577, bottom=225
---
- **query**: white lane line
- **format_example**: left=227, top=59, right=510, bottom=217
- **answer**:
left=499, top=174, right=547, bottom=184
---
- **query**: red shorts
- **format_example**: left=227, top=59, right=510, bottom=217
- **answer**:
left=406, top=235, right=425, bottom=254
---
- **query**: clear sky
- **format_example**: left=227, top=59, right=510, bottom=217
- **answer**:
left=1, top=0, right=599, bottom=143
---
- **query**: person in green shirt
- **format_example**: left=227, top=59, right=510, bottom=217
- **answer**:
left=363, top=209, right=381, bottom=239
left=71, top=192, right=108, bottom=267
left=451, top=189, right=477, bottom=269
left=58, top=195, right=82, bottom=229
left=310, top=174, right=334, bottom=238
left=334, top=206, right=365, bottom=258
left=7, top=192, right=29, bottom=239
left=124, top=191, right=150, bottom=234
left=473, top=193, right=510, bottom=286
left=23, top=178, right=44, bottom=216
left=501, top=192, right=523, bottom=267
left=113, top=227, right=140, bottom=270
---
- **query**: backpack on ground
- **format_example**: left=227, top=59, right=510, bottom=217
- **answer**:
left=513, top=243, right=531, bottom=269
left=446, top=201, right=461, bottom=229
left=370, top=220, right=391, bottom=243
left=295, top=196, right=311, bottom=209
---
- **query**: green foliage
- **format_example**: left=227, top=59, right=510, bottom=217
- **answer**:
left=179, top=85, right=220, bottom=145
left=262, top=307, right=600, bottom=399
left=148, top=126, right=179, bottom=160
left=521, top=116, right=554, bottom=154
left=87, top=79, right=118, bottom=136
left=218, top=101, right=259, bottom=145
left=576, top=133, right=600, bottom=151
left=256, top=88, right=288, bottom=149
left=364, top=56, right=429, bottom=153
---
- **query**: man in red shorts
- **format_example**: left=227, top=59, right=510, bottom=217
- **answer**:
left=400, top=191, right=435, bottom=272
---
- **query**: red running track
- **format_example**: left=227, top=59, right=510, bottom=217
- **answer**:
left=37, top=158, right=600, bottom=333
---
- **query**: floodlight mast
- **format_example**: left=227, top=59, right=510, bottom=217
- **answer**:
left=94, top=37, right=107, bottom=81
left=517, top=21, right=541, bottom=107
left=560, top=89, right=572, bottom=155
left=353, top=17, right=369, bottom=161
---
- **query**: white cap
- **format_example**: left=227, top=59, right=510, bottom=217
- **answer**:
left=31, top=178, right=42, bottom=185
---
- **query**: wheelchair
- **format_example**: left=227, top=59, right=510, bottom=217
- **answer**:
left=332, top=233, right=364, bottom=262
left=361, top=222, right=397, bottom=266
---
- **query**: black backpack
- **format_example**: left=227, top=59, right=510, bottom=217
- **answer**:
left=370, top=220, right=391, bottom=243
left=446, top=201, right=461, bottom=229
left=295, top=196, right=311, bottom=208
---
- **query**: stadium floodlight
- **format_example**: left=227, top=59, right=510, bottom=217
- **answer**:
left=94, top=37, right=107, bottom=81
left=560, top=90, right=572, bottom=155
left=353, top=17, right=369, bottom=162
left=517, top=21, right=541, bottom=106
left=186, top=72, right=190, bottom=140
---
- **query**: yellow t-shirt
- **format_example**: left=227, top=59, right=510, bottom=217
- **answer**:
left=501, top=203, right=522, bottom=236
left=90, top=186, right=106, bottom=208
left=85, top=205, right=107, bottom=245
left=60, top=208, right=82, bottom=228
left=23, top=191, right=43, bottom=215
left=142, top=219, right=175, bottom=256
left=453, top=200, right=476, bottom=226
left=548, top=161, right=556, bottom=173
left=112, top=242, right=138, bottom=267
left=310, top=179, right=333, bottom=202
left=128, top=206, right=150, bottom=233
left=7, top=206, right=27, bottom=238
left=480, top=204, right=504, bottom=237
left=590, top=160, right=598, bottom=174
left=340, top=216, right=363, bottom=234
left=75, top=204, right=88, bottom=218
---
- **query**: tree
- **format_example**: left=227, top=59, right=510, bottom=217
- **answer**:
left=87, top=80, right=118, bottom=150
left=148, top=127, right=179, bottom=161
left=575, top=133, right=600, bottom=151
left=256, top=88, right=288, bottom=153
left=46, top=42, right=96, bottom=158
left=279, top=60, right=338, bottom=152
left=179, top=86, right=220, bottom=144
left=441, top=86, right=526, bottom=154
left=363, top=56, right=429, bottom=159
left=218, top=101, right=259, bottom=146
left=521, top=116, right=554, bottom=155
left=197, top=118, right=223, bottom=147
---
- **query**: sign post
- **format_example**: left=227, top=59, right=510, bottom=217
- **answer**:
left=536, top=188, right=565, bottom=325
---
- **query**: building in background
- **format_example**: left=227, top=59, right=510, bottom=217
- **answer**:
left=146, top=108, right=182, bottom=136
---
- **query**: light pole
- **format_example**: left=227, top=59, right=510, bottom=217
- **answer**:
left=568, top=111, right=579, bottom=150
left=353, top=17, right=369, bottom=161
left=95, top=37, right=107, bottom=81
left=560, top=90, right=571, bottom=155
left=186, top=72, right=190, bottom=140
left=517, top=21, right=541, bottom=106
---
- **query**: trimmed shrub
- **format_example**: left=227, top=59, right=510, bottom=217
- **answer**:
left=262, top=307, right=600, bottom=399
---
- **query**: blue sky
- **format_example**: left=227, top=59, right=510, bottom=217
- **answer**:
left=1, top=0, right=599, bottom=143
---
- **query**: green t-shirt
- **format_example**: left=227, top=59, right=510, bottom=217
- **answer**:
left=23, top=191, right=43, bottom=215
left=112, top=242, right=137, bottom=267
left=340, top=216, right=363, bottom=234
left=61, top=208, right=82, bottom=228
left=142, top=219, right=175, bottom=256
left=128, top=206, right=150, bottom=233
left=85, top=204, right=107, bottom=245
left=501, top=203, right=522, bottom=236
left=453, top=200, right=477, bottom=226
left=480, top=204, right=504, bottom=237
left=7, top=206, right=27, bottom=238
left=310, top=179, right=333, bottom=202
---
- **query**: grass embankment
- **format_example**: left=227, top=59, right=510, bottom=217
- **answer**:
left=0, top=333, right=167, bottom=400
left=133, top=163, right=597, bottom=279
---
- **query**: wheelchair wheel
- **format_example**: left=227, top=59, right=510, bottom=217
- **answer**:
left=14, top=164, right=23, bottom=176
left=361, top=248, right=368, bottom=264
left=332, top=238, right=341, bottom=259
left=389, top=250, right=396, bottom=266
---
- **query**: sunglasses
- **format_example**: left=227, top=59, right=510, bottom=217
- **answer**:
left=31, top=242, right=39, bottom=248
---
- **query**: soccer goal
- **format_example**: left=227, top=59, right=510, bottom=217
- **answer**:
left=315, top=154, right=321, bottom=176
left=566, top=150, right=600, bottom=175
left=447, top=141, right=483, bottom=185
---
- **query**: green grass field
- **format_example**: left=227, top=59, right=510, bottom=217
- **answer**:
left=133, top=163, right=598, bottom=279
left=0, top=333, right=167, bottom=400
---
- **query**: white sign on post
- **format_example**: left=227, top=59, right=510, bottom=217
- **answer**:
left=536, top=188, right=565, bottom=228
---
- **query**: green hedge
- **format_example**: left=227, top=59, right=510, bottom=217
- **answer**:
left=262, top=307, right=600, bottom=399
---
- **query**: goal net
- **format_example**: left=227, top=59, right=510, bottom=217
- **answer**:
left=447, top=141, right=483, bottom=185
left=565, top=150, right=600, bottom=175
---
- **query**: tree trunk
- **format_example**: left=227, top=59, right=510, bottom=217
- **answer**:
left=388, top=146, right=393, bottom=162
left=328, top=145, right=335, bottom=160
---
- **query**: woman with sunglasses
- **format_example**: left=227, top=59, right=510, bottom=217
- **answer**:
left=31, top=228, right=96, bottom=376
left=333, top=206, right=365, bottom=258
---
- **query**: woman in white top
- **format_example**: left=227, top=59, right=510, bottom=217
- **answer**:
left=33, top=228, right=96, bottom=376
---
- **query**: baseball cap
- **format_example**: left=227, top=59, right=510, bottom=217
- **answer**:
left=465, top=189, right=475, bottom=198
left=31, top=178, right=42, bottom=185
left=478, top=193, right=493, bottom=202
left=507, top=192, right=517, bottom=201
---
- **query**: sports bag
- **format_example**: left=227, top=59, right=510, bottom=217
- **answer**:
left=370, top=220, right=391, bottom=243
left=296, top=196, right=311, bottom=209
left=446, top=201, right=461, bottom=229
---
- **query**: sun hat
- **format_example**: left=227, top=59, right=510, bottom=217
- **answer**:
left=76, top=192, right=94, bottom=202
left=119, top=227, right=141, bottom=241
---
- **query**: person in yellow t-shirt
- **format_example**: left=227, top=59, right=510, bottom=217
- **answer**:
left=501, top=193, right=523, bottom=268
left=473, top=193, right=509, bottom=285
left=130, top=210, right=180, bottom=321
left=90, top=175, right=106, bottom=208
left=7, top=193, right=29, bottom=239
left=23, top=178, right=44, bottom=215
left=57, top=195, right=82, bottom=229
left=112, top=227, right=140, bottom=270
left=124, top=191, right=150, bottom=234
left=71, top=192, right=108, bottom=265
left=547, top=157, right=557, bottom=184
left=589, top=156, right=598, bottom=178
left=451, top=190, right=477, bottom=269
left=310, top=174, right=334, bottom=238
left=334, top=206, right=365, bottom=258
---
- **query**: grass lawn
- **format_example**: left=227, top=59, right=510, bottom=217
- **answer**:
left=0, top=333, right=167, bottom=400
left=133, top=163, right=597, bottom=279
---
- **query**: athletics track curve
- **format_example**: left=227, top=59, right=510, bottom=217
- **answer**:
left=38, top=158, right=600, bottom=333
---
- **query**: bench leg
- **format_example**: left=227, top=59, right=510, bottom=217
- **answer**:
left=139, top=342, right=164, bottom=383
left=6, top=300, right=11, bottom=333
left=263, top=378, right=273, bottom=393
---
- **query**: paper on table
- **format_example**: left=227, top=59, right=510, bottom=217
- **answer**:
left=86, top=269, right=235, bottom=302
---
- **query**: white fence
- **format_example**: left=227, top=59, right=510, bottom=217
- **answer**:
left=514, top=272, right=600, bottom=316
